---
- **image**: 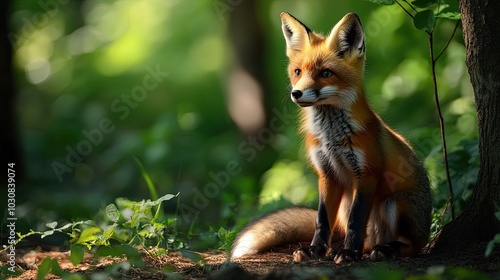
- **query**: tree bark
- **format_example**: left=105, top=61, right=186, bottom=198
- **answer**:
left=431, top=0, right=500, bottom=252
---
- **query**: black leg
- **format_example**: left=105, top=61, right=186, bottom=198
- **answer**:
left=334, top=190, right=371, bottom=263
left=370, top=241, right=410, bottom=261
left=293, top=197, right=330, bottom=261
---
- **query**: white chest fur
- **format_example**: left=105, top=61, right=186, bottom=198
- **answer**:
left=306, top=106, right=365, bottom=185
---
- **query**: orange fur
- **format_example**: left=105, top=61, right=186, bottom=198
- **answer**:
left=231, top=12, right=431, bottom=262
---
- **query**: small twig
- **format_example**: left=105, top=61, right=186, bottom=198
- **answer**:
left=429, top=32, right=455, bottom=220
left=440, top=200, right=449, bottom=218
left=434, top=20, right=461, bottom=63
left=402, top=0, right=419, bottom=13
left=395, top=0, right=415, bottom=19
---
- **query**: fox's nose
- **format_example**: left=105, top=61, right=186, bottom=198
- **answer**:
left=291, top=90, right=303, bottom=99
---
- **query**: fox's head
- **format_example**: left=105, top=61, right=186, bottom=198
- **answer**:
left=280, top=12, right=366, bottom=109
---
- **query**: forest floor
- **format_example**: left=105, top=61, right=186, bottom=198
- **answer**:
left=2, top=242, right=500, bottom=279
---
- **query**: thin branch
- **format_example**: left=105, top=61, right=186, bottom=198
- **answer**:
left=395, top=0, right=414, bottom=19
left=396, top=0, right=433, bottom=35
left=402, top=0, right=419, bottom=13
left=429, top=32, right=455, bottom=220
left=440, top=200, right=449, bottom=218
left=434, top=20, right=461, bottom=63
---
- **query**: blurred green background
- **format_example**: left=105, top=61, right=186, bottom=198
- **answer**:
left=7, top=0, right=477, bottom=249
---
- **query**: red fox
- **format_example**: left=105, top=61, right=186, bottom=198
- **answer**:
left=231, top=12, right=432, bottom=263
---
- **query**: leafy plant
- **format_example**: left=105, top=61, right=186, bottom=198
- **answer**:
left=37, top=257, right=85, bottom=280
left=217, top=226, right=238, bottom=253
left=1, top=192, right=180, bottom=277
left=366, top=0, right=461, bottom=219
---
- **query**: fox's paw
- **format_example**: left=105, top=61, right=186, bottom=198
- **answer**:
left=333, top=249, right=359, bottom=264
left=293, top=245, right=327, bottom=262
left=369, top=244, right=396, bottom=262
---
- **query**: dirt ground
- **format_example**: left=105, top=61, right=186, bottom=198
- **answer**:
left=2, top=243, right=499, bottom=279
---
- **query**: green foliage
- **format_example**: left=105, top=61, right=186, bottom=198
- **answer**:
left=430, top=210, right=443, bottom=240
left=82, top=193, right=180, bottom=248
left=217, top=226, right=238, bottom=253
left=366, top=0, right=396, bottom=5
left=353, top=264, right=405, bottom=280
left=368, top=0, right=472, bottom=223
left=429, top=138, right=479, bottom=218
left=408, top=266, right=490, bottom=280
left=134, top=156, right=159, bottom=201
left=37, top=257, right=85, bottom=280
left=260, top=160, right=317, bottom=206
left=96, top=245, right=144, bottom=268
left=0, top=266, right=21, bottom=278
left=414, top=10, right=436, bottom=32
left=70, top=245, right=85, bottom=266
left=2, top=192, right=179, bottom=277
left=368, top=0, right=460, bottom=33
left=411, top=0, right=437, bottom=8
left=9, top=0, right=477, bottom=268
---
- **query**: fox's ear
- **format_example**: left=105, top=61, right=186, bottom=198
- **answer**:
left=280, top=12, right=311, bottom=56
left=328, top=13, right=365, bottom=58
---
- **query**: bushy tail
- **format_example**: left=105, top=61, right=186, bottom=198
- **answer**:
left=230, top=207, right=317, bottom=259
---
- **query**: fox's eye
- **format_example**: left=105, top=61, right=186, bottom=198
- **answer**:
left=320, top=69, right=333, bottom=78
left=294, top=69, right=301, bottom=77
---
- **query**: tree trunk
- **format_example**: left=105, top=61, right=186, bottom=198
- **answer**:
left=226, top=0, right=267, bottom=134
left=431, top=0, right=500, bottom=253
left=1, top=0, right=24, bottom=182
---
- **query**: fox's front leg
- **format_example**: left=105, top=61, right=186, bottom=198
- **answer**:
left=334, top=179, right=375, bottom=263
left=293, top=175, right=342, bottom=261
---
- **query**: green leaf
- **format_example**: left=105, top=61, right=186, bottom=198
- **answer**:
left=41, top=230, right=55, bottom=239
left=445, top=267, right=490, bottom=280
left=354, top=265, right=405, bottom=280
left=156, top=248, right=169, bottom=256
left=37, top=258, right=53, bottom=280
left=485, top=241, right=495, bottom=257
left=118, top=245, right=141, bottom=258
left=180, top=250, right=206, bottom=265
left=163, top=264, right=177, bottom=272
left=436, top=12, right=461, bottom=20
left=436, top=0, right=461, bottom=20
left=96, top=245, right=139, bottom=257
left=95, top=245, right=144, bottom=268
left=217, top=227, right=228, bottom=240
left=46, top=221, right=58, bottom=229
left=59, top=223, right=74, bottom=231
left=133, top=156, right=158, bottom=200
left=365, top=0, right=395, bottom=5
left=411, top=0, right=437, bottom=8
left=106, top=203, right=120, bottom=222
left=156, top=193, right=177, bottom=202
left=74, top=227, right=101, bottom=245
left=50, top=259, right=64, bottom=276
left=70, top=245, right=85, bottom=266
left=102, top=224, right=117, bottom=240
left=413, top=10, right=435, bottom=32
left=96, top=246, right=121, bottom=257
